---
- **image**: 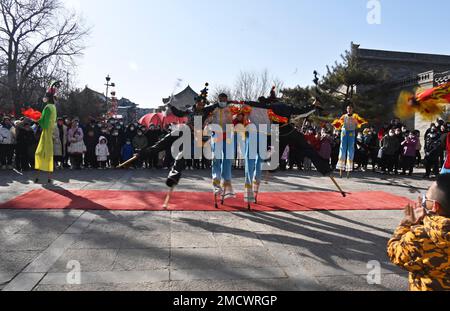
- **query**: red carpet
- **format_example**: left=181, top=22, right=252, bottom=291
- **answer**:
left=0, top=189, right=411, bottom=212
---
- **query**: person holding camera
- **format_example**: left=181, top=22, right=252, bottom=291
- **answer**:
left=387, top=174, right=450, bottom=291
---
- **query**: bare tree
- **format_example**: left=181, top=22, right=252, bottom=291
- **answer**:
left=233, top=69, right=284, bottom=101
left=0, top=0, right=89, bottom=112
left=210, top=85, right=233, bottom=103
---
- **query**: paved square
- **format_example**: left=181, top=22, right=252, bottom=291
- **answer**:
left=0, top=169, right=431, bottom=291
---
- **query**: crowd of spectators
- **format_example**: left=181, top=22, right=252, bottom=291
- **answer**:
left=0, top=114, right=449, bottom=180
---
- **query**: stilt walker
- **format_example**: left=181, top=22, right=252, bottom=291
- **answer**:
left=24, top=81, right=61, bottom=184
left=230, top=97, right=271, bottom=208
left=332, top=105, right=367, bottom=179
left=208, top=93, right=236, bottom=205
left=120, top=84, right=218, bottom=208
left=236, top=88, right=347, bottom=197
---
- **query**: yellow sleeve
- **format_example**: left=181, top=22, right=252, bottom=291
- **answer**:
left=387, top=226, right=424, bottom=273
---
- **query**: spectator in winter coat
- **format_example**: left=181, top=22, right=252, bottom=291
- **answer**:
left=15, top=121, right=36, bottom=171
left=364, top=127, right=380, bottom=172
left=53, top=118, right=68, bottom=169
left=95, top=136, right=110, bottom=169
left=381, top=129, right=401, bottom=175
left=84, top=129, right=98, bottom=169
left=0, top=116, right=14, bottom=169
left=318, top=130, right=332, bottom=164
left=355, top=132, right=369, bottom=171
left=414, top=130, right=422, bottom=168
left=67, top=120, right=85, bottom=170
left=401, top=132, right=419, bottom=176
left=109, top=129, right=123, bottom=168
left=132, top=130, right=148, bottom=168
left=424, top=126, right=442, bottom=179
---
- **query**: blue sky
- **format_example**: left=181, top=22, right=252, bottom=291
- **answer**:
left=63, top=0, right=450, bottom=108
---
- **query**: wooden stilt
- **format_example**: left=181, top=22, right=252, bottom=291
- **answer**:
left=214, top=193, right=219, bottom=209
left=117, top=156, right=138, bottom=169
left=330, top=176, right=347, bottom=197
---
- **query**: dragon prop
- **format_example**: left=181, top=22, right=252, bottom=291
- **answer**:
left=395, top=82, right=450, bottom=121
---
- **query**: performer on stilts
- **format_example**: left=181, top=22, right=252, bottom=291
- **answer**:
left=235, top=89, right=346, bottom=198
left=332, top=105, right=368, bottom=179
left=230, top=93, right=272, bottom=206
left=207, top=93, right=236, bottom=205
left=124, top=84, right=219, bottom=208
left=23, top=81, right=61, bottom=184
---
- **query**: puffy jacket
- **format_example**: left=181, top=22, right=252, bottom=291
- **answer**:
left=388, top=216, right=450, bottom=291
left=95, top=136, right=110, bottom=161
left=0, top=126, right=13, bottom=144
left=381, top=135, right=401, bottom=156
left=132, top=135, right=148, bottom=151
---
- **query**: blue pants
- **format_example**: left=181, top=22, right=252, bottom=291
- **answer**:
left=211, top=137, right=233, bottom=187
left=337, top=130, right=356, bottom=172
left=245, top=133, right=266, bottom=187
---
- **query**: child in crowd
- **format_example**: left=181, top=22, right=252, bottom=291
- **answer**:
left=121, top=139, right=134, bottom=167
left=95, top=136, right=110, bottom=169
left=401, top=131, right=419, bottom=176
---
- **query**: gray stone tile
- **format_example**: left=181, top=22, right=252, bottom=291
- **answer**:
left=34, top=282, right=171, bottom=291
left=2, top=273, right=45, bottom=291
left=40, top=270, right=169, bottom=285
left=169, top=280, right=237, bottom=291
left=171, top=232, right=217, bottom=248
left=0, top=233, right=59, bottom=251
left=214, top=232, right=263, bottom=248
left=170, top=267, right=287, bottom=281
left=232, top=278, right=298, bottom=291
left=0, top=251, right=40, bottom=275
left=122, top=233, right=171, bottom=249
left=170, top=248, right=224, bottom=270
left=219, top=247, right=281, bottom=268
left=0, top=219, right=30, bottom=235
left=48, top=249, right=118, bottom=273
left=24, top=234, right=80, bottom=273
left=315, top=273, right=409, bottom=291
left=70, top=234, right=124, bottom=249
left=112, top=249, right=170, bottom=271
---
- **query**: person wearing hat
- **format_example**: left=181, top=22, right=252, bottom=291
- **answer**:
left=35, top=81, right=59, bottom=183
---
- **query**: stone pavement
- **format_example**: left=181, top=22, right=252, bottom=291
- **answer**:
left=0, top=168, right=433, bottom=291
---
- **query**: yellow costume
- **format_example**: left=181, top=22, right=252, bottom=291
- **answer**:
left=35, top=103, right=57, bottom=172
left=387, top=216, right=450, bottom=291
left=35, top=81, right=60, bottom=173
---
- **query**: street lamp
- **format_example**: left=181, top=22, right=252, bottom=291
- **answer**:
left=105, top=75, right=116, bottom=109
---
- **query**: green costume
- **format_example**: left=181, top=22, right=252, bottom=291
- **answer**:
left=35, top=82, right=59, bottom=173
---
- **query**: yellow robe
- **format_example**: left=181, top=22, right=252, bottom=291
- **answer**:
left=35, top=104, right=57, bottom=173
